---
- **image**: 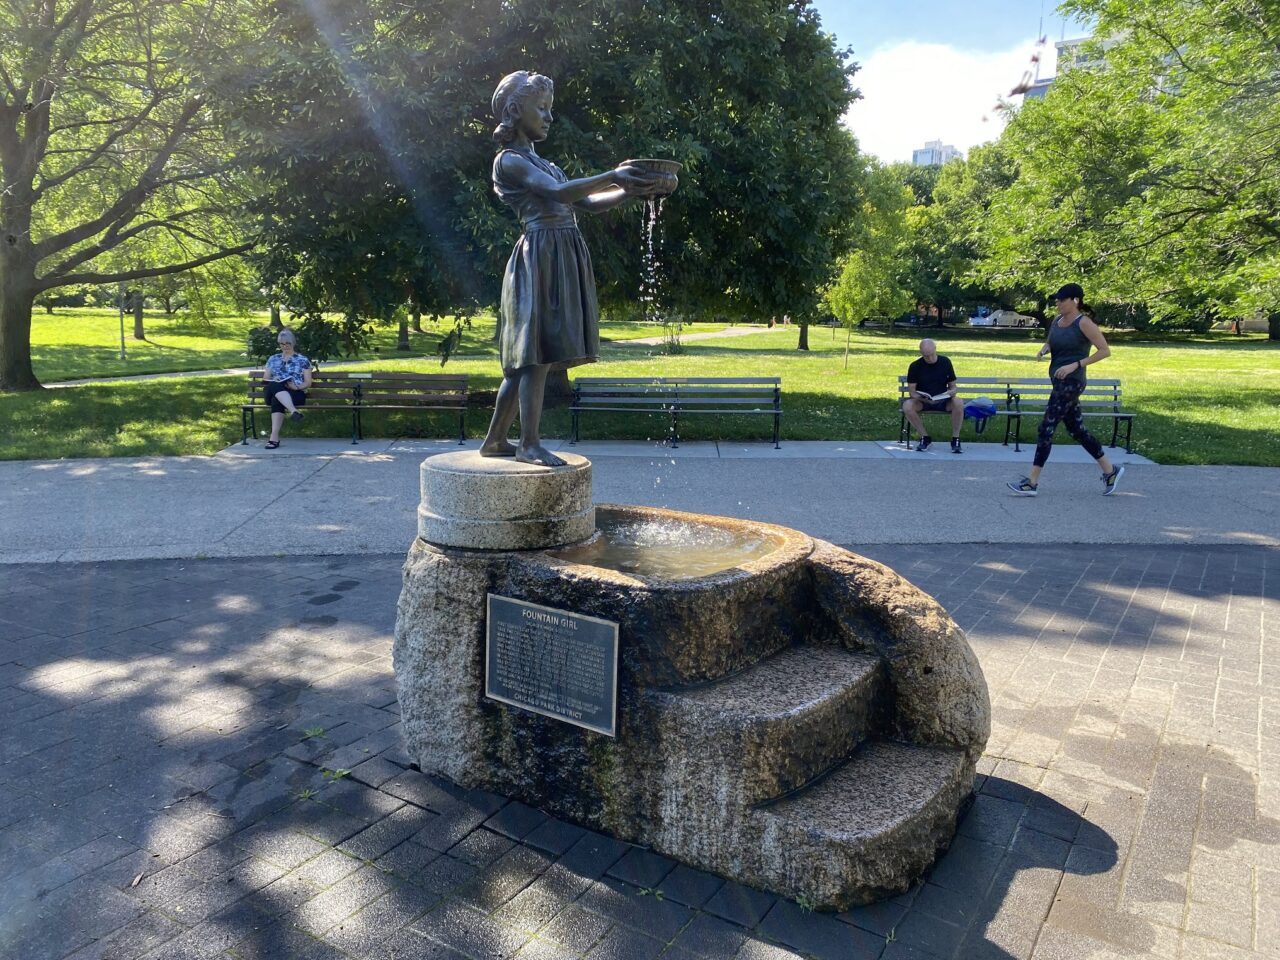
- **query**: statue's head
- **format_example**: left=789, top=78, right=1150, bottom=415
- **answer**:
left=492, top=71, right=554, bottom=145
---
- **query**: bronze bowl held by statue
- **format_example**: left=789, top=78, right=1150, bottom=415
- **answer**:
left=625, top=158, right=682, bottom=196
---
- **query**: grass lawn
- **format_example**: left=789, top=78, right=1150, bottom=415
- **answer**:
left=30, top=307, right=732, bottom=382
left=3, top=323, right=1276, bottom=465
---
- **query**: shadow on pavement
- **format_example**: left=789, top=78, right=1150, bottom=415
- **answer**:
left=0, top=550, right=1274, bottom=960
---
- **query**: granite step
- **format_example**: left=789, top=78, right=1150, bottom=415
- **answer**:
left=751, top=738, right=973, bottom=909
left=641, top=644, right=885, bottom=806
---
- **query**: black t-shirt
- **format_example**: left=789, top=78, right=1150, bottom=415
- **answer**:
left=907, top=355, right=956, bottom=398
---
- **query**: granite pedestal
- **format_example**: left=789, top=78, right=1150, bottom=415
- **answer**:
left=394, top=456, right=990, bottom=909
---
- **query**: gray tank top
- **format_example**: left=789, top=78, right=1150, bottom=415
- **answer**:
left=1048, top=315, right=1090, bottom=384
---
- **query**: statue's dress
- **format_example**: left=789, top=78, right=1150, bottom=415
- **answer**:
left=492, top=148, right=600, bottom=374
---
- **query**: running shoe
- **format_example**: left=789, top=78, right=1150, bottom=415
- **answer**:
left=916, top=436, right=933, bottom=452
left=1102, top=465, right=1125, bottom=496
left=1006, top=477, right=1038, bottom=496
left=951, top=439, right=963, bottom=454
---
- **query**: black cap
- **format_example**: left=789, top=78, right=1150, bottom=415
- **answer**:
left=1053, top=282, right=1084, bottom=301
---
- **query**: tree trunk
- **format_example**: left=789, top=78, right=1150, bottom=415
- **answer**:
left=0, top=269, right=41, bottom=391
left=132, top=294, right=145, bottom=340
left=162, top=296, right=173, bottom=314
left=1269, top=312, right=1279, bottom=341
left=411, top=307, right=423, bottom=333
left=269, top=304, right=283, bottom=330
left=397, top=316, right=411, bottom=351
left=44, top=303, right=53, bottom=314
left=797, top=321, right=810, bottom=351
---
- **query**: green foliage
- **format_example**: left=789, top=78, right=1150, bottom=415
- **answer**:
left=225, top=0, right=862, bottom=341
left=0, top=0, right=258, bottom=389
left=887, top=162, right=940, bottom=206
left=823, top=161, right=914, bottom=326
left=247, top=313, right=371, bottom=364
left=246, top=326, right=278, bottom=364
left=974, top=0, right=1280, bottom=327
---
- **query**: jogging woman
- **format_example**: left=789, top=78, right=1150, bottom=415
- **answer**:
left=1007, top=283, right=1124, bottom=496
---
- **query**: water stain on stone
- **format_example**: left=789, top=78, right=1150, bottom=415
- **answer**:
left=331, top=580, right=361, bottom=592
left=301, top=614, right=338, bottom=627
left=307, top=594, right=342, bottom=606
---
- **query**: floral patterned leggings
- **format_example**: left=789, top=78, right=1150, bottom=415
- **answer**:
left=1034, top=379, right=1105, bottom=468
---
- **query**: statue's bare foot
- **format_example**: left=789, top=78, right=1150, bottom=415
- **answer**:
left=478, top=440, right=517, bottom=457
left=515, top=444, right=567, bottom=467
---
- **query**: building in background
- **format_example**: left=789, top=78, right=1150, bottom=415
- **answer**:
left=912, top=140, right=962, bottom=167
left=1022, top=77, right=1054, bottom=100
left=1022, top=35, right=1116, bottom=100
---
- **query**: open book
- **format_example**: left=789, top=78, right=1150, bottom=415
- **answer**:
left=916, top=391, right=952, bottom=402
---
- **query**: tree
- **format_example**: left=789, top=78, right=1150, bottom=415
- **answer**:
left=922, top=144, right=1034, bottom=315
left=823, top=159, right=913, bottom=364
left=227, top=0, right=863, bottom=355
left=888, top=161, right=940, bottom=207
left=0, top=0, right=256, bottom=391
left=976, top=0, right=1280, bottom=330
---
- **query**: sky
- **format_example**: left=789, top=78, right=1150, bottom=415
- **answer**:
left=809, top=0, right=1086, bottom=163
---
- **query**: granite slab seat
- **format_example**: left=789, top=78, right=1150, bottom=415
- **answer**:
left=394, top=477, right=990, bottom=910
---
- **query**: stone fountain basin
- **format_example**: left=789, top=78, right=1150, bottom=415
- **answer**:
left=396, top=502, right=988, bottom=757
left=394, top=502, right=991, bottom=908
left=406, top=504, right=815, bottom=689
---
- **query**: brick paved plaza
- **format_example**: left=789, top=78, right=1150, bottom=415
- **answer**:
left=1, top=544, right=1275, bottom=960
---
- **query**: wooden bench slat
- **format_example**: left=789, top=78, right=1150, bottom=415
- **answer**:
left=575, top=389, right=777, bottom=396
left=576, top=377, right=779, bottom=385
left=242, top=402, right=353, bottom=409
left=570, top=375, right=782, bottom=448
left=578, top=398, right=777, bottom=408
left=353, top=378, right=468, bottom=387
left=356, top=391, right=468, bottom=403
left=322, top=372, right=467, bottom=382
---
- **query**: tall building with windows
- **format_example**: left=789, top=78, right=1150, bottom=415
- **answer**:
left=912, top=140, right=962, bottom=167
left=1023, top=35, right=1117, bottom=99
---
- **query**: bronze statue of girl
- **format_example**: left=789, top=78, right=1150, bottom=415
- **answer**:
left=480, top=71, right=666, bottom=467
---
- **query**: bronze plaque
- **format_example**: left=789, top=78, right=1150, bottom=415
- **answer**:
left=485, top=594, right=618, bottom=737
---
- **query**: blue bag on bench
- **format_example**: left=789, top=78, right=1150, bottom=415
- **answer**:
left=964, top=396, right=998, bottom=434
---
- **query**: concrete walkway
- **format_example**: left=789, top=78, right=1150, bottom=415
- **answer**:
left=1, top=440, right=1275, bottom=563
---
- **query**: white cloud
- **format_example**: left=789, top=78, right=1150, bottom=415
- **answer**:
left=845, top=39, right=1044, bottom=163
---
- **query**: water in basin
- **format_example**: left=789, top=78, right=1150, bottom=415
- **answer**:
left=550, top=508, right=778, bottom=579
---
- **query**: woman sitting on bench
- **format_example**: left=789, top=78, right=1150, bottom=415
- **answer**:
left=262, top=328, right=312, bottom=449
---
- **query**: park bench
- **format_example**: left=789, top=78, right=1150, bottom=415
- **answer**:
left=897, top=375, right=1135, bottom=453
left=241, top=370, right=469, bottom=445
left=1002, top=377, right=1135, bottom=453
left=571, top=376, right=782, bottom=448
left=898, top=376, right=1021, bottom=449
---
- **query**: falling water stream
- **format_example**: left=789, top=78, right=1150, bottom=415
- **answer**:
left=639, top=198, right=681, bottom=351
left=640, top=198, right=664, bottom=321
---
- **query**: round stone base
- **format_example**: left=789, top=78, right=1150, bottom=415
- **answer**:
left=417, top=451, right=594, bottom=550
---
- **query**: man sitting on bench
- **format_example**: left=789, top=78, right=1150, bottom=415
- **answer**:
left=904, top=339, right=963, bottom=453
